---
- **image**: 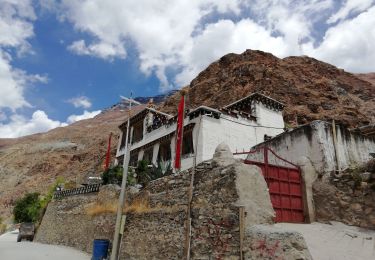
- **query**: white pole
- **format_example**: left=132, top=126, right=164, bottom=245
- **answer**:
left=110, top=96, right=137, bottom=260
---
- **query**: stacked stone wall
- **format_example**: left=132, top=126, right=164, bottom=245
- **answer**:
left=36, top=144, right=311, bottom=259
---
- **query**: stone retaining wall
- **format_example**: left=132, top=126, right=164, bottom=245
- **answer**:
left=36, top=144, right=311, bottom=259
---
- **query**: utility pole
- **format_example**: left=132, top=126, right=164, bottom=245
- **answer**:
left=110, top=95, right=140, bottom=260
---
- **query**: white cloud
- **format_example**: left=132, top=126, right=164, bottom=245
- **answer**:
left=67, top=95, right=92, bottom=109
left=0, top=110, right=66, bottom=138
left=0, top=109, right=102, bottom=138
left=50, top=0, right=375, bottom=90
left=68, top=39, right=126, bottom=60
left=66, top=110, right=101, bottom=124
left=0, top=0, right=48, bottom=111
left=305, top=6, right=375, bottom=73
left=327, top=0, right=374, bottom=23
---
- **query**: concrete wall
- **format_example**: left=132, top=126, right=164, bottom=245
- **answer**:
left=246, top=120, right=375, bottom=222
left=248, top=120, right=375, bottom=174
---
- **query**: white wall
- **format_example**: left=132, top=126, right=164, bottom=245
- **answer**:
left=116, top=104, right=286, bottom=172
left=247, top=121, right=375, bottom=174
left=255, top=103, right=284, bottom=129
left=199, top=115, right=257, bottom=162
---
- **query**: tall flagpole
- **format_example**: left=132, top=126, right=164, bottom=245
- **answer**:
left=110, top=94, right=139, bottom=260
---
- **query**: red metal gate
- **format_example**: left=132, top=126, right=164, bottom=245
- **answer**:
left=235, top=147, right=304, bottom=223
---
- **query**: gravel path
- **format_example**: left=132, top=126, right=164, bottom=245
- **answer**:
left=276, top=222, right=375, bottom=260
left=0, top=230, right=90, bottom=260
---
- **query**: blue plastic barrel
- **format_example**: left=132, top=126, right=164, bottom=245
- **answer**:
left=92, top=239, right=110, bottom=260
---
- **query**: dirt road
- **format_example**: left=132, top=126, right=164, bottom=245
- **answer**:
left=276, top=222, right=375, bottom=260
left=0, top=230, right=90, bottom=260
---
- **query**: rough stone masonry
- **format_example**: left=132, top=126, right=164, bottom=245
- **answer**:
left=36, top=143, right=311, bottom=259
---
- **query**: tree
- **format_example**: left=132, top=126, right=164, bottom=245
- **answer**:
left=13, top=193, right=42, bottom=223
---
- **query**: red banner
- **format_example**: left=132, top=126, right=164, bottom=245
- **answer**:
left=104, top=132, right=112, bottom=170
left=174, top=95, right=185, bottom=169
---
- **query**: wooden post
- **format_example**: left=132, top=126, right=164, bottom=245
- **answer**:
left=184, top=114, right=202, bottom=260
left=263, top=146, right=269, bottom=178
left=239, top=206, right=245, bottom=260
left=332, top=120, right=340, bottom=174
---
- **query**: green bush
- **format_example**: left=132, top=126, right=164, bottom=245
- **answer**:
left=13, top=193, right=42, bottom=223
left=136, top=160, right=151, bottom=186
left=150, top=160, right=173, bottom=180
left=102, top=165, right=136, bottom=186
left=40, top=177, right=65, bottom=209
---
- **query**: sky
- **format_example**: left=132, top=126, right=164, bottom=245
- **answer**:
left=0, top=0, right=374, bottom=138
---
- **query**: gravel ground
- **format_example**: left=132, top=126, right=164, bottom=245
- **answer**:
left=276, top=222, right=375, bottom=260
left=0, top=230, right=90, bottom=260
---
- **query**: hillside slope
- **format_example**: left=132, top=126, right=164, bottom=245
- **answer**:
left=0, top=105, right=145, bottom=222
left=160, top=50, right=375, bottom=127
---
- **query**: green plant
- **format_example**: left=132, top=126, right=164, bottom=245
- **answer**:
left=40, top=177, right=65, bottom=209
left=13, top=193, right=42, bottom=223
left=351, top=171, right=362, bottom=189
left=102, top=165, right=137, bottom=186
left=150, top=160, right=173, bottom=180
left=102, top=165, right=123, bottom=185
left=136, top=160, right=151, bottom=186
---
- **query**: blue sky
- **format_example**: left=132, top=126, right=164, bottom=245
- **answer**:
left=0, top=0, right=374, bottom=138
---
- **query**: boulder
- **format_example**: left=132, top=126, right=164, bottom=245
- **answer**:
left=212, top=142, right=235, bottom=167
left=244, top=225, right=313, bottom=260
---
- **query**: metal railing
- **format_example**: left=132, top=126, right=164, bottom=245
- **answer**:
left=53, top=183, right=101, bottom=199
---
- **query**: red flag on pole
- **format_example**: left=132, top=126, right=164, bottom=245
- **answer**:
left=104, top=132, right=112, bottom=170
left=174, top=94, right=185, bottom=169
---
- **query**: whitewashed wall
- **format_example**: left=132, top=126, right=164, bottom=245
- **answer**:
left=247, top=120, right=375, bottom=174
left=115, top=105, right=286, bottom=171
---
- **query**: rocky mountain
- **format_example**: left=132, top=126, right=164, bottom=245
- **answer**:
left=160, top=50, right=375, bottom=127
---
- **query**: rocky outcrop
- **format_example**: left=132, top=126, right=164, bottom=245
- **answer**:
left=244, top=225, right=312, bottom=260
left=160, top=50, right=375, bottom=128
left=313, top=160, right=375, bottom=229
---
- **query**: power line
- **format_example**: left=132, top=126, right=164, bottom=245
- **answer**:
left=218, top=115, right=285, bottom=130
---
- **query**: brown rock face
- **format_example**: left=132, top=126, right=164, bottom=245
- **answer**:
left=160, top=50, right=375, bottom=127
left=356, top=72, right=375, bottom=86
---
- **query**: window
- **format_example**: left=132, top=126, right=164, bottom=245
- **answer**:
left=182, top=130, right=194, bottom=156
left=158, top=140, right=171, bottom=162
left=120, top=128, right=127, bottom=150
left=132, top=121, right=144, bottom=143
left=129, top=151, right=139, bottom=167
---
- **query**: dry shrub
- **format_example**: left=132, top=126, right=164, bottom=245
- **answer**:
left=86, top=196, right=185, bottom=216
left=86, top=202, right=117, bottom=216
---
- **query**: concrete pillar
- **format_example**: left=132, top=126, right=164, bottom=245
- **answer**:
left=297, top=156, right=318, bottom=223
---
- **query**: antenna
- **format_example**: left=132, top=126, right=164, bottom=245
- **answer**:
left=120, top=95, right=141, bottom=105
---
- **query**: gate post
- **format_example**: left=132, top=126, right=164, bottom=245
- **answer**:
left=263, top=147, right=269, bottom=178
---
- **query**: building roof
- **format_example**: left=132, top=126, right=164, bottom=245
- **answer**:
left=223, top=92, right=284, bottom=111
left=118, top=93, right=283, bottom=130
left=119, top=107, right=172, bottom=129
